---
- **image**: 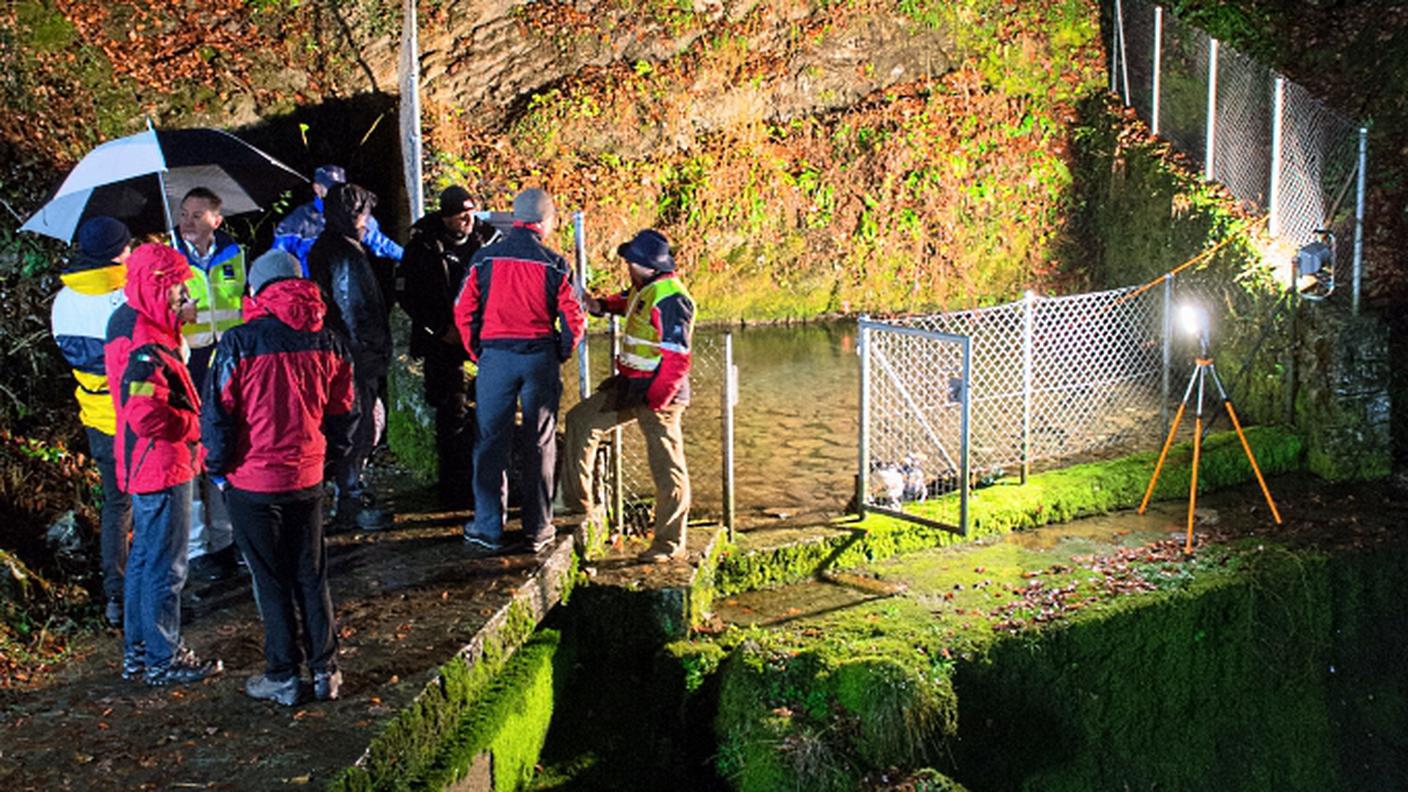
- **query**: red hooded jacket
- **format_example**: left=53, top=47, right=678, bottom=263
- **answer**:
left=200, top=278, right=358, bottom=493
left=104, top=244, right=202, bottom=495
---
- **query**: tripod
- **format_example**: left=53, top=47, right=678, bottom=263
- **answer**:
left=1138, top=330, right=1282, bottom=552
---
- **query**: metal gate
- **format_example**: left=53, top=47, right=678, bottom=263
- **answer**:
left=857, top=318, right=972, bottom=535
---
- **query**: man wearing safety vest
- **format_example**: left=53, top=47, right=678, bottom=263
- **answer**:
left=50, top=216, right=134, bottom=625
left=562, top=229, right=695, bottom=564
left=174, top=186, right=241, bottom=582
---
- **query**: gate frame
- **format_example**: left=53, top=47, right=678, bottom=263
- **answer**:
left=857, top=317, right=972, bottom=536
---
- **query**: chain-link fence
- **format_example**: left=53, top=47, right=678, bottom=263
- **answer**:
left=859, top=276, right=1269, bottom=533
left=561, top=323, right=733, bottom=536
left=1110, top=0, right=1368, bottom=310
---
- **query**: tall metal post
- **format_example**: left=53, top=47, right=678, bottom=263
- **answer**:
left=609, top=316, right=624, bottom=528
left=1116, top=0, right=1131, bottom=103
left=856, top=319, right=871, bottom=518
left=958, top=335, right=972, bottom=536
left=1268, top=77, right=1285, bottom=236
left=1162, top=273, right=1173, bottom=432
left=398, top=0, right=424, bottom=221
left=1020, top=291, right=1035, bottom=484
left=572, top=211, right=591, bottom=398
left=1352, top=126, right=1368, bottom=315
left=722, top=332, right=737, bottom=540
left=1151, top=6, right=1163, bottom=134
left=1205, top=38, right=1219, bottom=180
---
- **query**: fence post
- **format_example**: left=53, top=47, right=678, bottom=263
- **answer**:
left=609, top=316, right=624, bottom=529
left=573, top=211, right=591, bottom=399
left=1021, top=291, right=1035, bottom=484
left=1268, top=76, right=1285, bottom=237
left=1353, top=126, right=1368, bottom=315
left=1205, top=38, right=1219, bottom=180
left=1151, top=5, right=1162, bottom=134
left=398, top=0, right=424, bottom=222
left=1115, top=0, right=1131, bottom=103
left=857, top=318, right=871, bottom=518
left=1162, top=273, right=1173, bottom=432
left=722, top=332, right=737, bottom=541
left=958, top=335, right=972, bottom=536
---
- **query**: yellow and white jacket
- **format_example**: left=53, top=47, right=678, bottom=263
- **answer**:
left=51, top=255, right=127, bottom=435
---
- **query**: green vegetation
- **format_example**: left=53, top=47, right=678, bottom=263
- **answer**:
left=716, top=426, right=1304, bottom=595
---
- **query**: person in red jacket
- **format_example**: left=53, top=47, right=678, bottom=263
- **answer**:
left=453, top=188, right=585, bottom=557
left=201, top=250, right=358, bottom=706
left=104, top=243, right=223, bottom=686
left=562, top=229, right=695, bottom=563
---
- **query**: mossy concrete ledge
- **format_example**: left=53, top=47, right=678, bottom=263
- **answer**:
left=715, top=426, right=1304, bottom=595
left=577, top=525, right=727, bottom=638
left=327, top=539, right=576, bottom=791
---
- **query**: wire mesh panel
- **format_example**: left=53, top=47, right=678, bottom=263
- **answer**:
left=1029, top=287, right=1164, bottom=464
left=1117, top=0, right=1158, bottom=121
left=860, top=321, right=970, bottom=532
left=561, top=328, right=727, bottom=534
left=1158, top=12, right=1209, bottom=164
left=1213, top=44, right=1272, bottom=209
left=1277, top=80, right=1361, bottom=262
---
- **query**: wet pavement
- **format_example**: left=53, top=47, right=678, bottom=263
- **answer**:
left=0, top=481, right=571, bottom=791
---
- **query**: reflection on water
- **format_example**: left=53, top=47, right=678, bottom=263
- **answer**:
left=563, top=322, right=858, bottom=527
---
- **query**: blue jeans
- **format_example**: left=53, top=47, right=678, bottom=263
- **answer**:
left=124, top=480, right=193, bottom=668
left=84, top=428, right=132, bottom=602
left=470, top=346, right=561, bottom=542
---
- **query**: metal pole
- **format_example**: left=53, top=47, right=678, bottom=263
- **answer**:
left=1020, top=291, right=1034, bottom=484
left=572, top=211, right=591, bottom=398
left=1352, top=126, right=1368, bottom=315
left=1162, top=273, right=1173, bottom=432
left=398, top=0, right=424, bottom=221
left=1205, top=38, right=1219, bottom=180
left=722, top=332, right=737, bottom=540
left=857, top=318, right=871, bottom=518
left=1116, top=0, right=1131, bottom=104
left=958, top=335, right=972, bottom=537
left=1269, top=76, right=1285, bottom=236
left=1151, top=6, right=1163, bottom=134
left=609, top=316, right=623, bottom=528
left=1108, top=0, right=1118, bottom=95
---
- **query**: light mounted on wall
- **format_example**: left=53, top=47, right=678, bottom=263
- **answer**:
left=1294, top=230, right=1335, bottom=301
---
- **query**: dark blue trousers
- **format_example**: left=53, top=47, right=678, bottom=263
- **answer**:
left=470, top=346, right=561, bottom=543
left=125, top=480, right=193, bottom=669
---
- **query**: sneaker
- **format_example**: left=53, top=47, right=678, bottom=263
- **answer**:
left=515, top=533, right=556, bottom=555
left=105, top=598, right=122, bottom=627
left=462, top=531, right=504, bottom=559
left=637, top=546, right=686, bottom=564
left=121, top=652, right=144, bottom=681
left=313, top=669, right=342, bottom=701
left=245, top=673, right=300, bottom=706
left=145, top=650, right=223, bottom=686
left=338, top=495, right=391, bottom=532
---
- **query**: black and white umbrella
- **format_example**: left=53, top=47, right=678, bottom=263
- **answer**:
left=20, top=125, right=306, bottom=243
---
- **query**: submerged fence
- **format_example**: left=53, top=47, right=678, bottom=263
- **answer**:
left=1109, top=0, right=1369, bottom=311
left=859, top=276, right=1253, bottom=534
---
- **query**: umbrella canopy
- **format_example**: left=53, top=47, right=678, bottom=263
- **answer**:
left=20, top=127, right=307, bottom=243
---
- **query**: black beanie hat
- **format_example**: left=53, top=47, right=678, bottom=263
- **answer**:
left=77, top=216, right=132, bottom=262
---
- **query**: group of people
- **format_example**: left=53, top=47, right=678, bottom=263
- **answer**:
left=49, top=165, right=697, bottom=707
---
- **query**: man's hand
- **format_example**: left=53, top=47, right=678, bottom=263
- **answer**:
left=583, top=294, right=603, bottom=316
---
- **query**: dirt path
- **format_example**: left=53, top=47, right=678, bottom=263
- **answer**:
left=0, top=486, right=565, bottom=791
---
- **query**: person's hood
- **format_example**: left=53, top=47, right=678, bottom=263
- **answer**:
left=60, top=254, right=125, bottom=295
left=123, top=244, right=191, bottom=332
left=242, top=278, right=325, bottom=332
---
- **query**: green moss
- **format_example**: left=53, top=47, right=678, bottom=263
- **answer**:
left=416, top=630, right=560, bottom=791
left=717, top=426, right=1303, bottom=595
left=386, top=350, right=437, bottom=485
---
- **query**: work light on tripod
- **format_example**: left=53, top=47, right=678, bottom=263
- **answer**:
left=1139, top=303, right=1283, bottom=552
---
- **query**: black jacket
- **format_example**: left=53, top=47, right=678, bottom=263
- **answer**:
left=398, top=213, right=495, bottom=360
left=308, top=232, right=390, bottom=381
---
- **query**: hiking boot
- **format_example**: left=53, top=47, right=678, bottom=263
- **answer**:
left=337, top=495, right=391, bottom=532
left=313, top=669, right=342, bottom=702
left=145, top=650, right=223, bottom=686
left=105, top=598, right=122, bottom=627
left=462, top=531, right=504, bottom=559
left=245, top=673, right=300, bottom=706
left=637, top=545, right=686, bottom=565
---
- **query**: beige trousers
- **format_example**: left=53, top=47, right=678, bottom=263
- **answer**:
left=562, top=387, right=690, bottom=553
